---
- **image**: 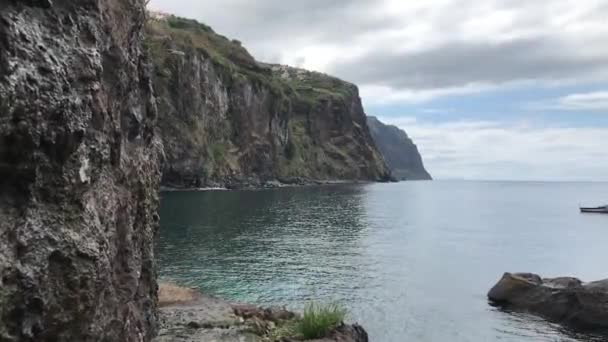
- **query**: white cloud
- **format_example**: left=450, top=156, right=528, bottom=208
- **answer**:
left=557, top=91, right=608, bottom=111
left=527, top=90, right=608, bottom=111
left=378, top=116, right=608, bottom=181
left=360, top=83, right=496, bottom=105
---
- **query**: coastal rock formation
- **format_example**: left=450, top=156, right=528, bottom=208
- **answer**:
left=366, top=116, right=432, bottom=181
left=0, top=1, right=161, bottom=341
left=155, top=283, right=368, bottom=342
left=488, top=273, right=608, bottom=331
left=145, top=16, right=391, bottom=188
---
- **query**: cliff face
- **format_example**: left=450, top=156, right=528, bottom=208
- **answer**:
left=145, top=16, right=391, bottom=188
left=367, top=117, right=432, bottom=181
left=0, top=1, right=161, bottom=341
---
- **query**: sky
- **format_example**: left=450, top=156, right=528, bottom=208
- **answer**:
left=149, top=0, right=608, bottom=181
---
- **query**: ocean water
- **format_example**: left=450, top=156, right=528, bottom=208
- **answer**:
left=156, top=181, right=608, bottom=341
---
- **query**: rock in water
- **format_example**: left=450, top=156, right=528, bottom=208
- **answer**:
left=488, top=273, right=608, bottom=331
left=0, top=1, right=161, bottom=341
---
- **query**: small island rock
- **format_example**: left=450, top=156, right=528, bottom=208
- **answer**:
left=488, top=272, right=608, bottom=331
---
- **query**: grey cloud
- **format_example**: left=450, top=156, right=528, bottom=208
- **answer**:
left=149, top=0, right=398, bottom=45
left=328, top=36, right=608, bottom=89
left=150, top=0, right=608, bottom=93
left=149, top=0, right=400, bottom=62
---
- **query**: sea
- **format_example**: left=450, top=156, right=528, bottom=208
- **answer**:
left=156, top=181, right=608, bottom=341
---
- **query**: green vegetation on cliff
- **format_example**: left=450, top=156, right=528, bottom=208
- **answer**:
left=272, top=64, right=358, bottom=104
left=146, top=14, right=391, bottom=187
left=146, top=15, right=353, bottom=106
left=146, top=15, right=289, bottom=97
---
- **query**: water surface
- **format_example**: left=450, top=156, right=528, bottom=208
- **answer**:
left=157, top=181, right=608, bottom=341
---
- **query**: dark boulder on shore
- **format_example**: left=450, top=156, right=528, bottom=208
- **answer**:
left=488, top=273, right=608, bottom=331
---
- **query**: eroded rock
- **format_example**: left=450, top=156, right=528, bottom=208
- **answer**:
left=310, top=324, right=369, bottom=342
left=233, top=304, right=296, bottom=322
left=488, top=272, right=608, bottom=331
left=155, top=283, right=368, bottom=342
left=0, top=1, right=161, bottom=341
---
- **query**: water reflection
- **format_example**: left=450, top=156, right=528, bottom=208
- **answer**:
left=157, top=181, right=608, bottom=341
left=491, top=307, right=608, bottom=341
left=157, top=185, right=371, bottom=304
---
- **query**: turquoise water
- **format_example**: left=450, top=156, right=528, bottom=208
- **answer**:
left=157, top=181, right=608, bottom=341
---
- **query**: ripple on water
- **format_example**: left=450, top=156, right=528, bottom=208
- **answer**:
left=157, top=181, right=608, bottom=341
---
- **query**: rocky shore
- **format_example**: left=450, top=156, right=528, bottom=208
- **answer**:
left=155, top=284, right=368, bottom=342
left=160, top=178, right=381, bottom=192
left=488, top=273, right=608, bottom=332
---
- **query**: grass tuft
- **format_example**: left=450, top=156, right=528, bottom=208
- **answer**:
left=298, top=302, right=347, bottom=339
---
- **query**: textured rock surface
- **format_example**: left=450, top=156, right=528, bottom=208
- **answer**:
left=309, top=324, right=368, bottom=342
left=0, top=1, right=161, bottom=341
left=156, top=287, right=258, bottom=342
left=156, top=283, right=368, bottom=342
left=488, top=273, right=608, bottom=331
left=367, top=116, right=431, bottom=181
left=146, top=16, right=391, bottom=188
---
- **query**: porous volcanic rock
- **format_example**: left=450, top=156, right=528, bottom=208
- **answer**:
left=0, top=1, right=162, bottom=341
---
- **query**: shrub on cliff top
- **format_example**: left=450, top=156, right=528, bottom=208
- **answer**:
left=298, top=302, right=347, bottom=339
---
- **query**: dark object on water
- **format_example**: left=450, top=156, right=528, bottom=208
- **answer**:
left=488, top=272, right=608, bottom=332
left=580, top=205, right=608, bottom=214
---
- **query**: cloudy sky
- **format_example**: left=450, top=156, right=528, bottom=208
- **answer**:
left=149, top=0, right=608, bottom=181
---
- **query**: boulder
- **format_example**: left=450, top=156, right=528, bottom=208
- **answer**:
left=488, top=272, right=608, bottom=331
left=308, top=323, right=369, bottom=342
left=232, top=304, right=296, bottom=322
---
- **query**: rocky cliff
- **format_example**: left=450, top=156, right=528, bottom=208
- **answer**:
left=367, top=116, right=432, bottom=181
left=145, top=16, right=391, bottom=188
left=0, top=1, right=161, bottom=341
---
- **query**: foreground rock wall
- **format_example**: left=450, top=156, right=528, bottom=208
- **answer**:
left=146, top=16, right=391, bottom=188
left=0, top=1, right=161, bottom=341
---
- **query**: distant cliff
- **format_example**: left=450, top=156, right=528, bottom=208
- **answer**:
left=145, top=15, right=391, bottom=188
left=367, top=117, right=432, bottom=181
